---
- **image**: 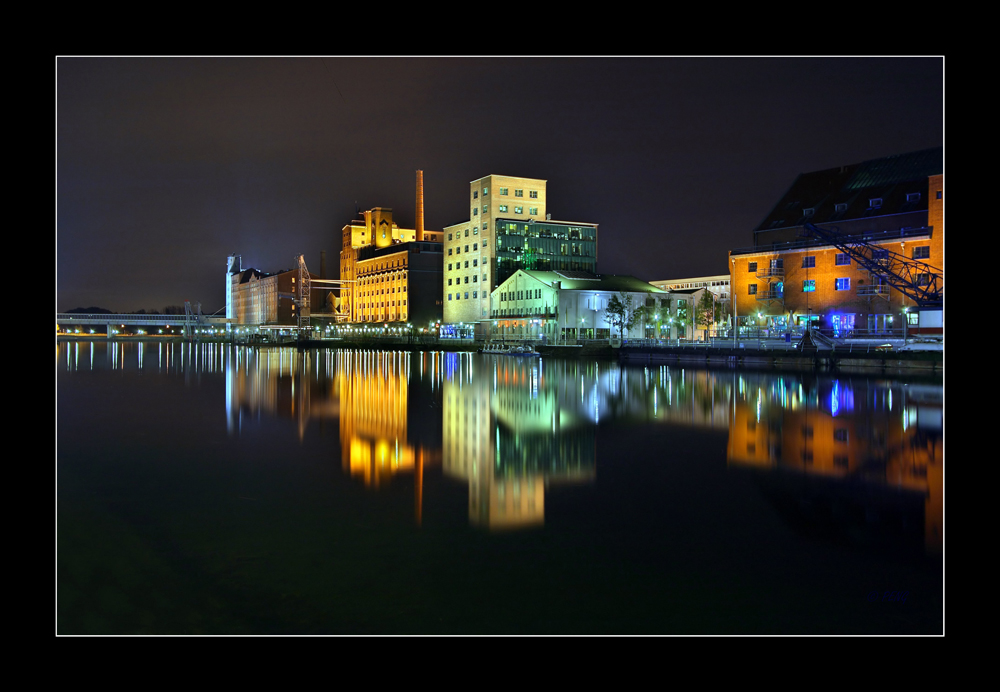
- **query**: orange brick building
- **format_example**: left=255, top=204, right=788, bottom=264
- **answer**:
left=729, top=149, right=942, bottom=336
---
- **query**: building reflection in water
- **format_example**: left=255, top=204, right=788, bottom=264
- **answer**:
left=335, top=351, right=443, bottom=522
left=61, top=342, right=943, bottom=549
left=726, top=373, right=943, bottom=556
left=223, top=347, right=444, bottom=523
left=224, top=347, right=341, bottom=441
left=441, top=357, right=735, bottom=530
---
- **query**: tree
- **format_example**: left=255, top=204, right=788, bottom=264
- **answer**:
left=695, top=291, right=717, bottom=336
left=604, top=292, right=645, bottom=340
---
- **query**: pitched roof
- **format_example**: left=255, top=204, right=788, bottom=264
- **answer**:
left=504, top=270, right=667, bottom=293
left=754, top=147, right=942, bottom=232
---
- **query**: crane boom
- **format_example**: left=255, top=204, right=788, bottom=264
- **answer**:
left=801, top=223, right=942, bottom=308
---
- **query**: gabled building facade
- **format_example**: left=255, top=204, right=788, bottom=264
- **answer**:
left=489, top=270, right=667, bottom=342
left=339, top=204, right=444, bottom=328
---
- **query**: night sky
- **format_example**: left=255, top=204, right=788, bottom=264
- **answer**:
left=56, top=57, right=943, bottom=314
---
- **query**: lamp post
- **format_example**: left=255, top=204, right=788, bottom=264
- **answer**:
left=731, top=257, right=737, bottom=350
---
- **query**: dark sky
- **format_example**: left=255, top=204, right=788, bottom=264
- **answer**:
left=57, top=57, right=943, bottom=313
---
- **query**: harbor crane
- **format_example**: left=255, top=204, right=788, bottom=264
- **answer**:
left=801, top=223, right=943, bottom=309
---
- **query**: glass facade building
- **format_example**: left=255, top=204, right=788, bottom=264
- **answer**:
left=494, top=218, right=597, bottom=287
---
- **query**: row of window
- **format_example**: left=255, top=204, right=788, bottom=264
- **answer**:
left=449, top=275, right=483, bottom=285
left=496, top=205, right=538, bottom=215
left=449, top=229, right=479, bottom=240
left=448, top=242, right=483, bottom=256
left=747, top=246, right=931, bottom=272
left=500, top=289, right=542, bottom=302
left=448, top=292, right=479, bottom=300
left=490, top=188, right=538, bottom=198
left=360, top=300, right=408, bottom=308
left=750, top=274, right=931, bottom=295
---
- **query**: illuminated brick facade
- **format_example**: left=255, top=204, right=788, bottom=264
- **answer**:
left=339, top=207, right=443, bottom=326
left=729, top=149, right=942, bottom=335
left=228, top=264, right=321, bottom=326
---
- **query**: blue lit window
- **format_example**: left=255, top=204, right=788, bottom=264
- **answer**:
left=835, top=278, right=850, bottom=291
left=802, top=280, right=815, bottom=292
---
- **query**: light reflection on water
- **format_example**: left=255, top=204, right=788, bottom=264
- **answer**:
left=58, top=342, right=942, bottom=552
left=57, top=342, right=943, bottom=633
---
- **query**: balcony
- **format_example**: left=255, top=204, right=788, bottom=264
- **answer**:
left=756, top=267, right=784, bottom=280
left=755, top=289, right=784, bottom=301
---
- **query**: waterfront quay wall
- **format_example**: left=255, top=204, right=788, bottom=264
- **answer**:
left=617, top=344, right=942, bottom=375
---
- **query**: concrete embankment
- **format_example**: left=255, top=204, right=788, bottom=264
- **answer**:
left=616, top=345, right=942, bottom=375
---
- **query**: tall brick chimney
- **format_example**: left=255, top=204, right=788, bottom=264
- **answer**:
left=416, top=169, right=424, bottom=241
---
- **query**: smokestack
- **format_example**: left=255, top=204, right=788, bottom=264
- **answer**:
left=416, top=170, right=424, bottom=241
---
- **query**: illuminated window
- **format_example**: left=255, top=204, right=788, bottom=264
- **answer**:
left=835, top=278, right=850, bottom=291
left=483, top=187, right=488, bottom=195
left=912, top=246, right=930, bottom=260
left=802, top=280, right=815, bottom=292
left=802, top=256, right=815, bottom=268
left=515, top=206, right=523, bottom=214
left=835, top=253, right=851, bottom=266
left=500, top=205, right=508, bottom=212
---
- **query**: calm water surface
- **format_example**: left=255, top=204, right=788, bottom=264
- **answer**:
left=57, top=341, right=944, bottom=634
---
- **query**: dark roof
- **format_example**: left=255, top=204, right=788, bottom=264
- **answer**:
left=754, top=147, right=942, bottom=232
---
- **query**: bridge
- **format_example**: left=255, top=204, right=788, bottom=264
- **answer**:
left=57, top=312, right=228, bottom=337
